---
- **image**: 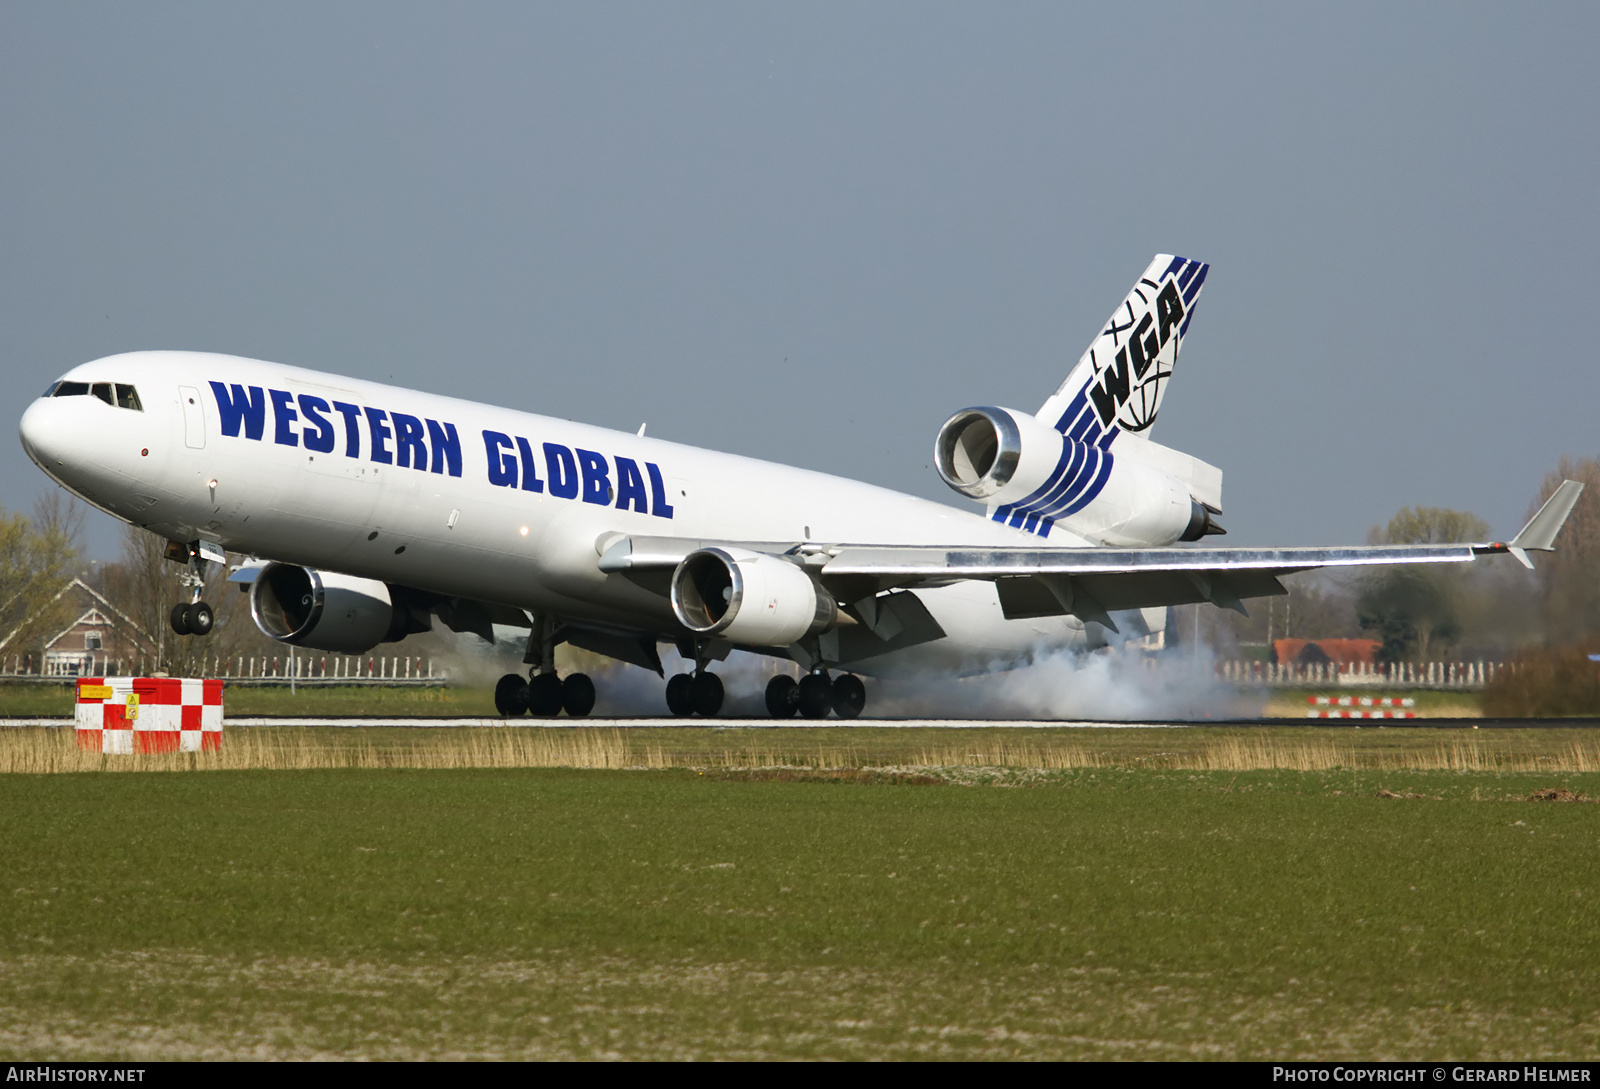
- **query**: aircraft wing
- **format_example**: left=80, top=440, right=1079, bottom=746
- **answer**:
left=601, top=481, right=1582, bottom=632
left=816, top=542, right=1475, bottom=627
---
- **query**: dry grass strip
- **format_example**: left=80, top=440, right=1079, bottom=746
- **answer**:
left=5, top=726, right=1600, bottom=776
left=911, top=736, right=1600, bottom=774
left=0, top=726, right=634, bottom=774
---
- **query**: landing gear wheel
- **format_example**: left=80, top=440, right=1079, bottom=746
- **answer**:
left=494, top=673, right=530, bottom=717
left=665, top=673, right=694, bottom=717
left=527, top=672, right=564, bottom=717
left=170, top=603, right=192, bottom=636
left=797, top=673, right=833, bottom=719
left=562, top=673, right=596, bottom=717
left=691, top=672, right=725, bottom=717
left=765, top=675, right=799, bottom=718
left=184, top=601, right=214, bottom=637
left=831, top=674, right=865, bottom=719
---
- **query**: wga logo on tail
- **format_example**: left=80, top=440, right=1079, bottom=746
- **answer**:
left=1086, top=258, right=1205, bottom=433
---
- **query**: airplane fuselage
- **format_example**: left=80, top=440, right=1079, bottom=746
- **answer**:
left=21, top=351, right=1094, bottom=673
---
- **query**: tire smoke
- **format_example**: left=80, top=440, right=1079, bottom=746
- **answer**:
left=463, top=628, right=1249, bottom=721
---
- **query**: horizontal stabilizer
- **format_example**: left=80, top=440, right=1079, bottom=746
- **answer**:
left=1108, top=431, right=1223, bottom=512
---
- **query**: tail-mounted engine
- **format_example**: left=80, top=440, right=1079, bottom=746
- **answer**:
left=670, top=548, right=835, bottom=647
left=934, top=405, right=1223, bottom=546
left=935, top=405, right=1066, bottom=505
left=250, top=563, right=402, bottom=654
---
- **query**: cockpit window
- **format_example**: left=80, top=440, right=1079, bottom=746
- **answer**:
left=41, top=381, right=60, bottom=398
left=49, top=379, right=144, bottom=409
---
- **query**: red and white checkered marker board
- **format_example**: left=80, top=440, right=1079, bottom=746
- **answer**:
left=1305, top=694, right=1416, bottom=719
left=75, top=677, right=223, bottom=754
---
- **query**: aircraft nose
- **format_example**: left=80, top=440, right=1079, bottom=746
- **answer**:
left=19, top=396, right=71, bottom=470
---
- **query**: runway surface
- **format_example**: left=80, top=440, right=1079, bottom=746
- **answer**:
left=7, top=716, right=1600, bottom=729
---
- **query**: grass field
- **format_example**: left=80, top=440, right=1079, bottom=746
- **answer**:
left=2, top=726, right=1599, bottom=1059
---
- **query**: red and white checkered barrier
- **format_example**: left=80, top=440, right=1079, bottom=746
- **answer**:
left=75, top=677, right=224, bottom=754
left=1308, top=696, right=1415, bottom=708
left=1305, top=696, right=1415, bottom=719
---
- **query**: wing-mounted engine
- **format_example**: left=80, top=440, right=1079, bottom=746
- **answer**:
left=250, top=563, right=404, bottom=653
left=670, top=547, right=836, bottom=647
left=934, top=405, right=1223, bottom=546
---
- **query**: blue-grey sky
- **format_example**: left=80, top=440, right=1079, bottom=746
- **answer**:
left=4, top=3, right=1596, bottom=558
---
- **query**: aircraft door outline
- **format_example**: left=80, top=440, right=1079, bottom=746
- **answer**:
left=179, top=386, right=206, bottom=449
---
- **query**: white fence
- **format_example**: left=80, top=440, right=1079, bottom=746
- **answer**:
left=0, top=651, right=1505, bottom=691
left=1, top=654, right=448, bottom=685
left=1216, top=659, right=1498, bottom=689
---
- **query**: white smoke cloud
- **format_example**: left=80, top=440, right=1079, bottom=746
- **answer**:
left=462, top=626, right=1257, bottom=722
left=580, top=642, right=1254, bottom=722
left=866, top=642, right=1252, bottom=722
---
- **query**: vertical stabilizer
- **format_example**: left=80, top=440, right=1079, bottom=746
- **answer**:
left=1036, top=254, right=1208, bottom=443
left=980, top=254, right=1212, bottom=539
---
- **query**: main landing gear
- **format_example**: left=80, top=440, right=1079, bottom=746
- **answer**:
left=665, top=670, right=724, bottom=717
left=765, top=670, right=866, bottom=720
left=169, top=541, right=215, bottom=637
left=494, top=670, right=595, bottom=718
left=663, top=635, right=726, bottom=717
left=497, top=614, right=595, bottom=718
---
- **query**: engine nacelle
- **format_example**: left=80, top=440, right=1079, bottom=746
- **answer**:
left=935, top=405, right=1078, bottom=507
left=934, top=404, right=1222, bottom=546
left=250, top=563, right=398, bottom=653
left=1087, top=458, right=1216, bottom=546
left=670, top=548, right=835, bottom=647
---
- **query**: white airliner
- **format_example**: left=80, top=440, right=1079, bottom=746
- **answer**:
left=19, top=255, right=1582, bottom=719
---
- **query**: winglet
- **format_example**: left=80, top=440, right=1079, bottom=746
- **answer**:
left=1505, top=479, right=1584, bottom=569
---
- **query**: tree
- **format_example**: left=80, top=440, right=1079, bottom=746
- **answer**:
left=1482, top=637, right=1600, bottom=717
left=0, top=494, right=84, bottom=665
left=1526, top=456, right=1600, bottom=644
left=1366, top=506, right=1490, bottom=546
left=1358, top=506, right=1487, bottom=662
left=1357, top=567, right=1462, bottom=663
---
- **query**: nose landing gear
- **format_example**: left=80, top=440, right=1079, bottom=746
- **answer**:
left=168, top=541, right=216, bottom=637
left=169, top=600, right=214, bottom=636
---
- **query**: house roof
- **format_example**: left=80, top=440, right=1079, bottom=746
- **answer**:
left=0, top=577, right=155, bottom=654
